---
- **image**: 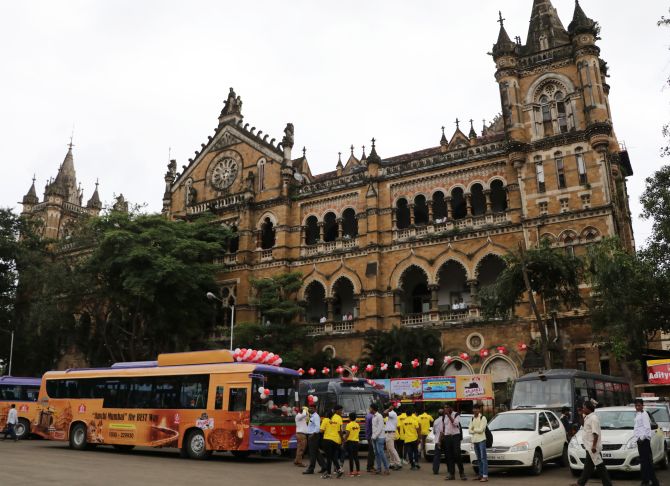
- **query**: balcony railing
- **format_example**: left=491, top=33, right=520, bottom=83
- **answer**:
left=300, top=238, right=359, bottom=257
left=260, top=249, right=273, bottom=261
left=214, top=254, right=237, bottom=266
left=307, top=319, right=356, bottom=336
left=401, top=308, right=477, bottom=327
left=393, top=211, right=510, bottom=241
left=401, top=312, right=432, bottom=326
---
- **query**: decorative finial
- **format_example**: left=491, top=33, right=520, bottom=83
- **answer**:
left=371, top=137, right=376, bottom=148
left=68, top=125, right=75, bottom=150
left=350, top=144, right=354, bottom=156
left=498, top=11, right=505, bottom=27
left=470, top=119, right=474, bottom=129
left=302, top=146, right=306, bottom=157
left=338, top=151, right=342, bottom=162
left=168, top=146, right=172, bottom=161
left=95, top=178, right=99, bottom=188
left=32, top=174, right=36, bottom=184
left=361, top=145, right=366, bottom=158
left=455, top=118, right=460, bottom=130
left=441, top=126, right=445, bottom=135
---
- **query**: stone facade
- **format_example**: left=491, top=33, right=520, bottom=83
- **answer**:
left=163, top=1, right=634, bottom=384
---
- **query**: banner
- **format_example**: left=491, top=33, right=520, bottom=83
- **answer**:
left=389, top=374, right=493, bottom=402
left=647, top=359, right=670, bottom=384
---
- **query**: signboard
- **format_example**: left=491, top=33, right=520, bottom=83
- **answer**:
left=647, top=359, right=670, bottom=384
left=389, top=374, right=492, bottom=402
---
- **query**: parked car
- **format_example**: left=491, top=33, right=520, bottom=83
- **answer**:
left=641, top=400, right=670, bottom=450
left=568, top=406, right=668, bottom=476
left=467, top=409, right=567, bottom=476
left=425, top=413, right=473, bottom=462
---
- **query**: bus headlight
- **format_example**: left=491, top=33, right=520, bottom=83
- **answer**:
left=509, top=441, right=529, bottom=452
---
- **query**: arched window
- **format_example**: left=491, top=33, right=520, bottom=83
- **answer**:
left=540, top=95, right=553, bottom=136
left=305, top=216, right=319, bottom=245
left=432, top=191, right=447, bottom=222
left=413, top=195, right=429, bottom=225
left=257, top=159, right=266, bottom=191
left=342, top=208, right=358, bottom=238
left=490, top=180, right=507, bottom=213
left=555, top=152, right=566, bottom=189
left=451, top=188, right=466, bottom=220
left=260, top=217, right=275, bottom=249
left=229, top=225, right=239, bottom=253
left=323, top=212, right=338, bottom=242
left=470, top=184, right=486, bottom=216
left=575, top=147, right=587, bottom=185
left=535, top=156, right=546, bottom=193
left=396, top=198, right=410, bottom=229
left=555, top=92, right=568, bottom=133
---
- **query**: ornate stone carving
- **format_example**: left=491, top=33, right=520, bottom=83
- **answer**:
left=301, top=192, right=360, bottom=217
left=211, top=132, right=242, bottom=152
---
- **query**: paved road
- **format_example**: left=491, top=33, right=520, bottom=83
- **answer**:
left=1, top=439, right=668, bottom=486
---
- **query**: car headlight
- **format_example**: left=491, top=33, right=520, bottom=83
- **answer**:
left=625, top=437, right=637, bottom=450
left=568, top=437, right=580, bottom=450
left=509, top=441, right=529, bottom=452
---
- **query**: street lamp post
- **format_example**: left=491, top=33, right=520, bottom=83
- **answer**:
left=206, top=292, right=235, bottom=351
left=0, top=328, right=14, bottom=376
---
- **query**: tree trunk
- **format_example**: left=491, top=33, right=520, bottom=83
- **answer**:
left=518, top=242, right=551, bottom=370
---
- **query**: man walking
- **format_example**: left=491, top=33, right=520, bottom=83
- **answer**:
left=432, top=407, right=446, bottom=475
left=571, top=401, right=612, bottom=486
left=370, top=404, right=390, bottom=475
left=364, top=407, right=376, bottom=473
left=3, top=404, right=18, bottom=441
left=384, top=403, right=402, bottom=470
left=294, top=404, right=309, bottom=466
left=443, top=403, right=467, bottom=480
left=634, top=399, right=659, bottom=486
left=303, top=403, right=326, bottom=475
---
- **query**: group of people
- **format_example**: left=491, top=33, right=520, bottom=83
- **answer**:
left=293, top=400, right=491, bottom=482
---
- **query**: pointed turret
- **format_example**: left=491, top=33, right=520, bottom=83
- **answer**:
left=522, top=0, right=570, bottom=55
left=492, top=11, right=517, bottom=61
left=568, top=0, right=598, bottom=36
left=366, top=139, right=381, bottom=166
left=468, top=119, right=478, bottom=140
left=86, top=180, right=102, bottom=212
left=440, top=126, right=448, bottom=147
left=22, top=177, right=39, bottom=206
left=47, top=142, right=79, bottom=204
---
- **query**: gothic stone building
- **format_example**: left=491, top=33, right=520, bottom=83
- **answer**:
left=162, top=0, right=635, bottom=389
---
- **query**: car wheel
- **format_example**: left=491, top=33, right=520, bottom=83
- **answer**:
left=570, top=467, right=580, bottom=477
left=530, top=450, right=543, bottom=476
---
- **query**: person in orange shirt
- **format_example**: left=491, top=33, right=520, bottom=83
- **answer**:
left=344, top=412, right=361, bottom=477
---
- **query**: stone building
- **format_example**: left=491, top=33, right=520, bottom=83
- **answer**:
left=162, top=0, right=635, bottom=391
left=20, top=141, right=103, bottom=238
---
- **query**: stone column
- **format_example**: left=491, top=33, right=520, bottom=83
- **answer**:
left=326, top=297, right=334, bottom=322
left=337, top=218, right=343, bottom=239
left=446, top=197, right=453, bottom=220
left=467, top=279, right=479, bottom=305
left=393, top=290, right=402, bottom=314
left=300, top=225, right=306, bottom=245
left=428, top=284, right=439, bottom=312
left=484, top=190, right=492, bottom=213
left=391, top=207, right=397, bottom=229
left=353, top=294, right=360, bottom=318
left=409, top=204, right=415, bottom=226
left=254, top=229, right=261, bottom=249
left=465, top=193, right=472, bottom=216
left=427, top=201, right=433, bottom=223
left=318, top=222, right=324, bottom=242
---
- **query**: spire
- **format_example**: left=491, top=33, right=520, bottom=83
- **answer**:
left=568, top=0, right=598, bottom=36
left=366, top=138, right=381, bottom=166
left=360, top=145, right=367, bottom=162
left=22, top=175, right=38, bottom=205
left=48, top=141, right=79, bottom=204
left=492, top=11, right=517, bottom=60
left=336, top=152, right=343, bottom=170
left=523, top=0, right=570, bottom=55
left=86, top=179, right=102, bottom=210
left=468, top=119, right=477, bottom=139
left=440, top=126, right=448, bottom=146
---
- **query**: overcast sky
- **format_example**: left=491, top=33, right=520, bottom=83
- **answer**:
left=1, top=0, right=668, bottom=247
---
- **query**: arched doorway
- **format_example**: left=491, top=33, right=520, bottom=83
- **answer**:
left=305, top=216, right=319, bottom=245
left=477, top=254, right=506, bottom=288
left=399, top=266, right=430, bottom=314
left=304, top=281, right=327, bottom=323
left=482, top=356, right=518, bottom=410
left=396, top=198, right=410, bottom=229
left=342, top=208, right=358, bottom=238
left=413, top=195, right=429, bottom=226
left=323, top=212, right=338, bottom=242
left=432, top=191, right=447, bottom=222
left=490, top=180, right=507, bottom=213
left=260, top=218, right=275, bottom=249
left=436, top=260, right=469, bottom=311
left=443, top=359, right=473, bottom=376
left=471, top=184, right=486, bottom=216
left=451, top=188, right=467, bottom=219
left=332, top=278, right=355, bottom=320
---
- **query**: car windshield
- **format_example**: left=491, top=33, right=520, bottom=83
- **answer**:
left=595, top=410, right=635, bottom=429
left=648, top=406, right=670, bottom=423
left=488, top=413, right=536, bottom=431
left=511, top=378, right=571, bottom=409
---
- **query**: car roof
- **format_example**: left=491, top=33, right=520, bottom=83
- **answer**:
left=498, top=409, right=553, bottom=414
left=594, top=406, right=635, bottom=411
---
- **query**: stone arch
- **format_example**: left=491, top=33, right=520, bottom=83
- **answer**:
left=390, top=257, right=434, bottom=289
left=540, top=232, right=557, bottom=244
left=303, top=280, right=328, bottom=323
left=341, top=207, right=358, bottom=237
left=329, top=271, right=362, bottom=297
left=580, top=226, right=600, bottom=242
left=397, top=265, right=431, bottom=314
left=481, top=354, right=519, bottom=385
left=442, top=358, right=474, bottom=376
left=475, top=253, right=507, bottom=288
left=432, top=251, right=472, bottom=283
left=331, top=276, right=356, bottom=319
left=256, top=211, right=278, bottom=229
left=486, top=176, right=507, bottom=189
left=435, top=258, right=470, bottom=310
left=466, top=180, right=487, bottom=193
left=558, top=229, right=579, bottom=245
left=525, top=73, right=576, bottom=104
left=302, top=213, right=320, bottom=225
left=430, top=188, right=449, bottom=199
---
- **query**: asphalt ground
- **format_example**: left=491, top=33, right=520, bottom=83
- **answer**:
left=0, top=439, right=668, bottom=486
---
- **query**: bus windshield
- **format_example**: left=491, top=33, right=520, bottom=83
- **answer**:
left=511, top=378, right=571, bottom=409
left=252, top=373, right=298, bottom=424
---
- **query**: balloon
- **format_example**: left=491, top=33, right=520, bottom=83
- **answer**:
left=351, top=365, right=359, bottom=373
left=298, top=368, right=305, bottom=376
left=394, top=361, right=402, bottom=370
left=425, top=358, right=434, bottom=366
left=336, top=366, right=344, bottom=375
left=459, top=352, right=470, bottom=361
left=258, top=351, right=269, bottom=363
left=443, top=355, right=451, bottom=363
left=496, top=346, right=507, bottom=354
left=365, top=364, right=374, bottom=372
left=479, top=349, right=489, bottom=358
left=308, top=368, right=316, bottom=375
left=322, top=367, right=330, bottom=375
left=517, top=343, right=528, bottom=351
left=380, top=363, right=388, bottom=371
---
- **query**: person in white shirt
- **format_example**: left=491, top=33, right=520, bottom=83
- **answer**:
left=294, top=406, right=309, bottom=466
left=369, top=404, right=389, bottom=475
left=634, top=399, right=660, bottom=486
left=442, top=403, right=466, bottom=480
left=3, top=404, right=18, bottom=441
left=319, top=315, right=327, bottom=324
left=571, top=401, right=611, bottom=486
left=383, top=403, right=402, bottom=469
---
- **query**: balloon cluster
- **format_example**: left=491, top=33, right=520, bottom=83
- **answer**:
left=411, top=358, right=420, bottom=369
left=258, top=386, right=271, bottom=399
left=307, top=394, right=319, bottom=406
left=233, top=348, right=282, bottom=366
left=517, top=343, right=528, bottom=351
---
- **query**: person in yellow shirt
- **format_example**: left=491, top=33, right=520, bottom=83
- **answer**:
left=344, top=412, right=361, bottom=477
left=396, top=410, right=407, bottom=465
left=418, top=409, right=434, bottom=456
left=322, top=405, right=344, bottom=479
left=403, top=408, right=421, bottom=470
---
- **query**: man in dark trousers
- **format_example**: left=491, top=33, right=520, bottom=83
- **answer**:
left=634, top=399, right=660, bottom=486
left=442, top=403, right=467, bottom=480
left=302, top=403, right=326, bottom=475
left=364, top=407, right=376, bottom=472
left=571, top=401, right=612, bottom=486
left=431, top=407, right=446, bottom=474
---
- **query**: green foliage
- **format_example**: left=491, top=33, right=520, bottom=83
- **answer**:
left=640, top=165, right=670, bottom=271
left=362, top=326, right=442, bottom=377
left=250, top=271, right=303, bottom=326
left=0, top=209, right=19, bottom=332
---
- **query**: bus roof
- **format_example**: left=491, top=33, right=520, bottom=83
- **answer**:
left=44, top=362, right=298, bottom=380
left=516, top=369, right=628, bottom=383
left=0, top=376, right=41, bottom=386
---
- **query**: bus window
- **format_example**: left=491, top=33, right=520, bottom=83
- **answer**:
left=215, top=386, right=224, bottom=410
left=511, top=379, right=571, bottom=409
left=153, top=379, right=179, bottom=409
left=180, top=376, right=209, bottom=409
left=128, top=379, right=153, bottom=408
left=25, top=386, right=39, bottom=402
left=229, top=388, right=247, bottom=412
left=0, top=385, right=21, bottom=400
left=252, top=374, right=297, bottom=423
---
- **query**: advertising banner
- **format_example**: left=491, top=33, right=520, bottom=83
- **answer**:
left=647, top=359, right=670, bottom=384
left=455, top=374, right=493, bottom=400
left=389, top=374, right=493, bottom=401
left=421, top=377, right=457, bottom=401
left=389, top=378, right=423, bottom=402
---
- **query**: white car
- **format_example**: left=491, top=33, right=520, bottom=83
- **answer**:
left=568, top=406, right=669, bottom=475
left=467, top=409, right=567, bottom=475
left=425, top=414, right=473, bottom=462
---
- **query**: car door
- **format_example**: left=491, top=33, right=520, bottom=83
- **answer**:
left=546, top=411, right=566, bottom=459
left=649, top=414, right=664, bottom=462
left=538, top=412, right=554, bottom=458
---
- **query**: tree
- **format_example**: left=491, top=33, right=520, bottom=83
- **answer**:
left=586, top=238, right=670, bottom=386
left=0, top=209, right=19, bottom=333
left=640, top=165, right=670, bottom=271
left=479, top=241, right=582, bottom=370
left=234, top=271, right=312, bottom=368
left=362, top=326, right=442, bottom=377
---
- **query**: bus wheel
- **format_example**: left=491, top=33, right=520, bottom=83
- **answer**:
left=184, top=429, right=209, bottom=460
left=113, top=445, right=135, bottom=452
left=69, top=423, right=88, bottom=450
left=14, top=419, right=30, bottom=440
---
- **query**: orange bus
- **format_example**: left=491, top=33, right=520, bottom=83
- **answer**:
left=34, top=349, right=299, bottom=458
left=0, top=376, right=41, bottom=439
